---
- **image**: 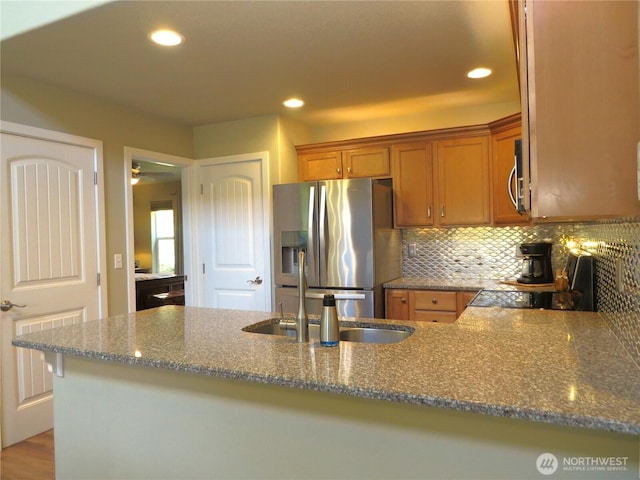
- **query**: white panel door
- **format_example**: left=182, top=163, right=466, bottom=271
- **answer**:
left=0, top=130, right=102, bottom=447
left=200, top=155, right=270, bottom=311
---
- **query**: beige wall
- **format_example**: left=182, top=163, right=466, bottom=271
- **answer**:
left=193, top=114, right=307, bottom=186
left=306, top=100, right=521, bottom=143
left=1, top=73, right=193, bottom=316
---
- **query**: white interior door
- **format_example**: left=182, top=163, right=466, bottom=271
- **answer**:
left=0, top=125, right=104, bottom=447
left=199, top=153, right=271, bottom=312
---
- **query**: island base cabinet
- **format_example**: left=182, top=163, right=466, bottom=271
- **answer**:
left=52, top=356, right=638, bottom=480
left=385, top=288, right=477, bottom=322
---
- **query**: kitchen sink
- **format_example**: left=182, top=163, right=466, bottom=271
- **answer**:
left=242, top=319, right=413, bottom=344
left=338, top=327, right=412, bottom=344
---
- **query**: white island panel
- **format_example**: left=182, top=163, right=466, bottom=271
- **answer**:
left=54, top=356, right=638, bottom=480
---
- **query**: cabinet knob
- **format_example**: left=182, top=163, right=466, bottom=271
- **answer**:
left=337, top=168, right=341, bottom=174
left=401, top=297, right=406, bottom=304
left=431, top=298, right=438, bottom=304
left=347, top=166, right=352, bottom=173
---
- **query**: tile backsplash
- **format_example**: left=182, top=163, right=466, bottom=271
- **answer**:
left=402, top=219, right=640, bottom=365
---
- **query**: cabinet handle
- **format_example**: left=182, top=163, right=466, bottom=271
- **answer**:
left=427, top=206, right=432, bottom=218
left=440, top=206, right=445, bottom=217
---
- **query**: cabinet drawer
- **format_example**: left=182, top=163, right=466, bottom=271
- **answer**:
left=413, top=310, right=457, bottom=323
left=412, top=290, right=457, bottom=311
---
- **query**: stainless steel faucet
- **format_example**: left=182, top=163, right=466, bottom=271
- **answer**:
left=280, top=250, right=309, bottom=342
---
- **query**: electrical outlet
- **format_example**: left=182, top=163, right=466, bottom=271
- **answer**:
left=114, top=253, right=123, bottom=269
left=408, top=243, right=417, bottom=258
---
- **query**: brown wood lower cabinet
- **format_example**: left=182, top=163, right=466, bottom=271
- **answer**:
left=385, top=288, right=478, bottom=323
left=135, top=275, right=185, bottom=311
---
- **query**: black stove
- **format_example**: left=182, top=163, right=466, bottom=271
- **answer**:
left=468, top=290, right=582, bottom=311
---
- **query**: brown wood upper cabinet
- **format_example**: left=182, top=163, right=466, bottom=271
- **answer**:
left=517, top=0, right=640, bottom=220
left=435, top=135, right=490, bottom=226
left=392, top=143, right=435, bottom=227
left=297, top=151, right=342, bottom=181
left=298, top=147, right=390, bottom=182
left=392, top=131, right=491, bottom=228
left=489, top=114, right=529, bottom=225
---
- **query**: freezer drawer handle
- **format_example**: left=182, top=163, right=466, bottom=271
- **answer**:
left=305, top=292, right=366, bottom=300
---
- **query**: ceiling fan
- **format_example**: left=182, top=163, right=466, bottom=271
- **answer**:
left=131, top=163, right=176, bottom=185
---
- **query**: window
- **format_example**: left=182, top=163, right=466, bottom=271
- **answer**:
left=151, top=201, right=175, bottom=274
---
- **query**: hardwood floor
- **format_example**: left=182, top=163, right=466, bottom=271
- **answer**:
left=1, top=430, right=55, bottom=480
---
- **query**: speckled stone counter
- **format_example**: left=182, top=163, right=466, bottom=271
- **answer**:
left=13, top=305, right=640, bottom=435
left=384, top=276, right=495, bottom=291
left=384, top=276, right=555, bottom=291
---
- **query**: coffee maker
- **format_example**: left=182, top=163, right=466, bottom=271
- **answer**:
left=517, top=242, right=554, bottom=284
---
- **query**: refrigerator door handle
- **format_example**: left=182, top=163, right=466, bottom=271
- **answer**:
left=305, top=292, right=367, bottom=300
left=318, top=183, right=327, bottom=284
left=305, top=184, right=316, bottom=282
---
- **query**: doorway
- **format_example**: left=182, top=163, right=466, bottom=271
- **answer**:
left=123, top=148, right=193, bottom=313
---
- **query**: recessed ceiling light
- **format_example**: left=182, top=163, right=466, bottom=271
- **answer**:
left=467, top=67, right=492, bottom=79
left=149, top=29, right=184, bottom=47
left=283, top=98, right=304, bottom=109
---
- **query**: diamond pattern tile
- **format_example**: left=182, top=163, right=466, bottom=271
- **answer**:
left=401, top=218, right=640, bottom=365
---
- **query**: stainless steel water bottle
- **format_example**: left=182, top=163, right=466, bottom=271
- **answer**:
left=320, top=294, right=339, bottom=347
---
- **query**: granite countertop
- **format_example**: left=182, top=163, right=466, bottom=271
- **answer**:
left=384, top=276, right=499, bottom=291
left=12, top=305, right=640, bottom=435
left=384, top=276, right=556, bottom=292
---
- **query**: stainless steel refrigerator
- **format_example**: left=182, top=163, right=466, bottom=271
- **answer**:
left=273, top=177, right=401, bottom=318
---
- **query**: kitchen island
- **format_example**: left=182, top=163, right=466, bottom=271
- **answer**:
left=13, top=306, right=640, bottom=479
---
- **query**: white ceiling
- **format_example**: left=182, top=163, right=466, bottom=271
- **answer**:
left=0, top=0, right=519, bottom=128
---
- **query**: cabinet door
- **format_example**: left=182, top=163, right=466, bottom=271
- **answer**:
left=298, top=151, right=342, bottom=181
left=491, top=122, right=529, bottom=225
left=522, top=0, right=640, bottom=219
left=344, top=147, right=390, bottom=178
left=385, top=289, right=411, bottom=320
left=436, top=136, right=490, bottom=226
left=392, top=143, right=435, bottom=227
left=456, top=291, right=478, bottom=318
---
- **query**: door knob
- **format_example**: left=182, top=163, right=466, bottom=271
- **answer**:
left=1, top=300, right=26, bottom=312
left=246, top=276, right=263, bottom=285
